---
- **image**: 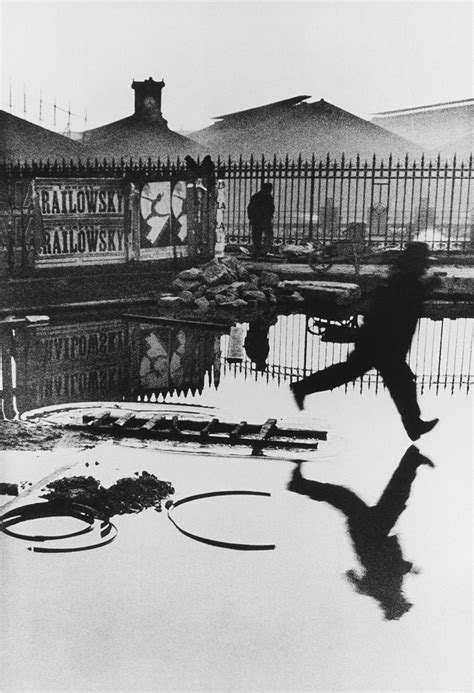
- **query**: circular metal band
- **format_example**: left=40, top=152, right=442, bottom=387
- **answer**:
left=0, top=501, right=97, bottom=542
left=28, top=520, right=118, bottom=553
left=167, top=490, right=276, bottom=551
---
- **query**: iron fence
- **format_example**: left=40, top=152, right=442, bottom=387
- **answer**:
left=219, top=154, right=473, bottom=251
left=1, top=154, right=472, bottom=253
left=221, top=315, right=473, bottom=394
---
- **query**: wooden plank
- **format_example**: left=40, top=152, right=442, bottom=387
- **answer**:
left=200, top=418, right=219, bottom=439
left=141, top=414, right=166, bottom=431
left=113, top=412, right=135, bottom=427
left=87, top=414, right=326, bottom=441
left=86, top=411, right=111, bottom=427
left=171, top=416, right=181, bottom=435
left=229, top=421, right=247, bottom=442
left=123, top=314, right=232, bottom=332
left=64, top=422, right=322, bottom=449
left=255, top=418, right=277, bottom=441
left=275, top=426, right=327, bottom=441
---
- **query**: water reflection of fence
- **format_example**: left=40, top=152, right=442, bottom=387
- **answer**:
left=223, top=315, right=473, bottom=394
left=1, top=314, right=472, bottom=421
left=222, top=155, right=473, bottom=251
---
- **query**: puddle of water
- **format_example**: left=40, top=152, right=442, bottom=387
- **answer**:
left=0, top=311, right=472, bottom=691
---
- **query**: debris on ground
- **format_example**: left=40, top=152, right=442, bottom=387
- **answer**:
left=0, top=482, right=18, bottom=496
left=0, top=421, right=64, bottom=451
left=0, top=420, right=98, bottom=451
left=163, top=256, right=301, bottom=316
left=40, top=471, right=175, bottom=518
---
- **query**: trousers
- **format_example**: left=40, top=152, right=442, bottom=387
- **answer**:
left=293, top=347, right=421, bottom=434
left=250, top=222, right=273, bottom=255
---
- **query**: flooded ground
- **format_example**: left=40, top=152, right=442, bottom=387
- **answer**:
left=0, top=312, right=472, bottom=691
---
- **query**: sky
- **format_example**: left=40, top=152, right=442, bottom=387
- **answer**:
left=1, top=0, right=472, bottom=133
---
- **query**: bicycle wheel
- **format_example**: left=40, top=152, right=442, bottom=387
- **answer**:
left=309, top=248, right=333, bottom=273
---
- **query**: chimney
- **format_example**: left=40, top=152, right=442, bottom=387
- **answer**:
left=131, top=77, right=167, bottom=125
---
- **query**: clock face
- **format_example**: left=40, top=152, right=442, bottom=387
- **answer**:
left=144, top=96, right=157, bottom=109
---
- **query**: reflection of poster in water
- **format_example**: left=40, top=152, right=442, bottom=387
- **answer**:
left=138, top=326, right=221, bottom=397
left=140, top=182, right=171, bottom=247
left=11, top=321, right=130, bottom=412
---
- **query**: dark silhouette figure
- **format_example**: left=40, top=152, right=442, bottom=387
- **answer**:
left=288, top=446, right=434, bottom=620
left=290, top=242, right=440, bottom=441
left=185, top=155, right=216, bottom=191
left=247, top=183, right=275, bottom=257
left=244, top=317, right=276, bottom=372
left=200, top=155, right=216, bottom=190
left=184, top=155, right=200, bottom=184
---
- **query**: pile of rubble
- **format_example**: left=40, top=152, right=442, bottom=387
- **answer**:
left=41, top=471, right=175, bottom=518
left=161, top=257, right=304, bottom=314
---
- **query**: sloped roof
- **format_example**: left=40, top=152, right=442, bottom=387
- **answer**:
left=372, top=98, right=474, bottom=118
left=213, top=95, right=311, bottom=122
left=0, top=110, right=82, bottom=162
left=82, top=114, right=202, bottom=160
left=189, top=97, right=421, bottom=160
left=371, top=99, right=473, bottom=154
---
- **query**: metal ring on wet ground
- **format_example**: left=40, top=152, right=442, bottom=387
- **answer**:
left=0, top=501, right=118, bottom=553
left=167, top=490, right=276, bottom=551
left=28, top=519, right=118, bottom=553
left=0, top=501, right=97, bottom=541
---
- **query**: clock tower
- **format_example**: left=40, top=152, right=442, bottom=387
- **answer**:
left=132, top=77, right=167, bottom=125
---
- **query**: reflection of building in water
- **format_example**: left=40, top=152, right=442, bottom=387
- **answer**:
left=223, top=314, right=473, bottom=394
left=134, top=324, right=221, bottom=400
left=0, top=319, right=223, bottom=417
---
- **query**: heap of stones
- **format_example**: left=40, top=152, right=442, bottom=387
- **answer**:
left=163, top=257, right=305, bottom=315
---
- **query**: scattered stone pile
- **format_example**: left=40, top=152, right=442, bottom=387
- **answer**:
left=164, top=257, right=304, bottom=314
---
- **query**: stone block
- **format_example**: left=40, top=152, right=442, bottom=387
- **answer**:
left=236, top=265, right=250, bottom=281
left=202, top=262, right=233, bottom=286
left=195, top=297, right=210, bottom=312
left=229, top=298, right=248, bottom=309
left=177, top=267, right=204, bottom=281
left=242, top=289, right=267, bottom=302
left=178, top=290, right=195, bottom=305
left=172, top=277, right=201, bottom=293
left=260, top=271, right=280, bottom=287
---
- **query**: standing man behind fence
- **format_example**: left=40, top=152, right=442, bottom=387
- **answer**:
left=247, top=183, right=274, bottom=258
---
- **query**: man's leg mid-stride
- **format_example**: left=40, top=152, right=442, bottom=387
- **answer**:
left=290, top=350, right=371, bottom=410
left=377, top=358, right=438, bottom=441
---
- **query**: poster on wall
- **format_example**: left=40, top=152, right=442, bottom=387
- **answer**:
left=35, top=178, right=127, bottom=267
left=139, top=180, right=188, bottom=261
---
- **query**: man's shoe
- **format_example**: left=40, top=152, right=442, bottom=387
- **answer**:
left=407, top=418, right=439, bottom=441
left=290, top=384, right=305, bottom=411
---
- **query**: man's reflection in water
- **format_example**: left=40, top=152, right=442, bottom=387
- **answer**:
left=244, top=316, right=277, bottom=372
left=288, top=446, right=434, bottom=620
